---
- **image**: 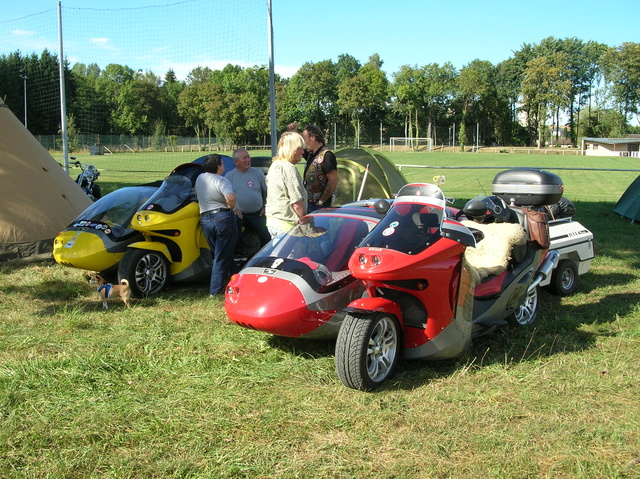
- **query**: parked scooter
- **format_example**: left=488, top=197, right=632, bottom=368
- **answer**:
left=72, top=156, right=102, bottom=201
left=335, top=175, right=561, bottom=391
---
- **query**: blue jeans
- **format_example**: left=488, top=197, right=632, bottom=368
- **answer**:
left=237, top=210, right=271, bottom=253
left=200, top=210, right=238, bottom=295
left=307, top=201, right=331, bottom=213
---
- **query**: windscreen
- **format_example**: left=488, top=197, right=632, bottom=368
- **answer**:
left=140, top=175, right=195, bottom=214
left=361, top=202, right=442, bottom=255
left=246, top=214, right=377, bottom=287
left=70, top=186, right=158, bottom=239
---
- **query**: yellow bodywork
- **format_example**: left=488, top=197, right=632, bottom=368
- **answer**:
left=129, top=201, right=209, bottom=276
left=53, top=229, right=124, bottom=272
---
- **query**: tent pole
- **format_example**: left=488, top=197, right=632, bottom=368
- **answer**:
left=357, top=164, right=370, bottom=201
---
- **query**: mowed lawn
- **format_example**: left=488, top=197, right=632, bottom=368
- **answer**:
left=1, top=151, right=639, bottom=478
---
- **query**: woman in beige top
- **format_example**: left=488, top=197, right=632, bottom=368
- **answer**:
left=265, top=131, right=308, bottom=237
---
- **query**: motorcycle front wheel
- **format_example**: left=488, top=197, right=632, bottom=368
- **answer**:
left=119, top=249, right=169, bottom=297
left=510, top=285, right=539, bottom=326
left=335, top=312, right=402, bottom=391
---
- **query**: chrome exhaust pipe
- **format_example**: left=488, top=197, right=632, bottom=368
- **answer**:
left=528, top=250, right=560, bottom=292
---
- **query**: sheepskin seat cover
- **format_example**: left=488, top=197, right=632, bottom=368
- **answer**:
left=461, top=220, right=527, bottom=287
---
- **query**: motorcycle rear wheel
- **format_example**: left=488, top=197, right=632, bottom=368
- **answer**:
left=510, top=285, right=539, bottom=326
left=119, top=249, right=169, bottom=297
left=335, top=312, right=401, bottom=391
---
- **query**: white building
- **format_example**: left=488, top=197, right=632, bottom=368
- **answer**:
left=581, top=137, right=640, bottom=157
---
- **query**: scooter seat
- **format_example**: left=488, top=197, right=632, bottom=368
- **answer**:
left=461, top=220, right=527, bottom=287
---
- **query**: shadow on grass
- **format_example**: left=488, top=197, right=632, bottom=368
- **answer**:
left=260, top=280, right=640, bottom=392
left=578, top=271, right=638, bottom=294
left=389, top=287, right=640, bottom=391
left=267, top=335, right=336, bottom=359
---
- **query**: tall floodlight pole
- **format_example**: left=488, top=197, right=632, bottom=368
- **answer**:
left=20, top=73, right=27, bottom=128
left=58, top=1, right=69, bottom=172
left=267, top=0, right=277, bottom=156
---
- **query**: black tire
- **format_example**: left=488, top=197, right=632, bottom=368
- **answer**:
left=118, top=249, right=169, bottom=297
left=549, top=260, right=578, bottom=296
left=89, top=183, right=102, bottom=200
left=335, top=312, right=402, bottom=391
left=510, top=285, right=539, bottom=326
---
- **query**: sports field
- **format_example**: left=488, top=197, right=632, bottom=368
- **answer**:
left=54, top=149, right=639, bottom=202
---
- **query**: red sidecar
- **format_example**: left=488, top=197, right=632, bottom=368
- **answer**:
left=224, top=204, right=387, bottom=338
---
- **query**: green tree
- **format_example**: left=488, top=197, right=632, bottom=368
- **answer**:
left=392, top=65, right=422, bottom=142
left=520, top=54, right=572, bottom=148
left=337, top=55, right=389, bottom=146
left=68, top=62, right=111, bottom=135
left=239, top=66, right=272, bottom=144
left=456, top=59, right=497, bottom=149
left=496, top=43, right=538, bottom=145
left=186, top=66, right=213, bottom=85
left=578, top=107, right=628, bottom=138
left=0, top=49, right=67, bottom=135
left=358, top=54, right=389, bottom=141
left=160, top=69, right=186, bottom=136
left=335, top=53, right=361, bottom=83
left=0, top=51, right=32, bottom=127
left=286, top=60, right=338, bottom=128
left=112, top=77, right=163, bottom=135
left=337, top=74, right=368, bottom=146
left=602, top=42, right=640, bottom=122
left=578, top=41, right=609, bottom=140
left=177, top=82, right=215, bottom=142
left=421, top=63, right=457, bottom=145
left=65, top=114, right=81, bottom=152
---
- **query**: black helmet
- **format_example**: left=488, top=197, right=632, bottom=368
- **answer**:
left=462, top=195, right=511, bottom=224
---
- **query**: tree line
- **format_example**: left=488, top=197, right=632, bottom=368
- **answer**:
left=1, top=37, right=639, bottom=149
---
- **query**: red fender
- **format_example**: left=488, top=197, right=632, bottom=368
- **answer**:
left=344, top=297, right=403, bottom=327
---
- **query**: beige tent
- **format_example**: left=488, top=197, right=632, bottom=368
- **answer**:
left=0, top=99, right=92, bottom=263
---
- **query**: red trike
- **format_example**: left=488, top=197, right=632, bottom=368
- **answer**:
left=335, top=181, right=560, bottom=390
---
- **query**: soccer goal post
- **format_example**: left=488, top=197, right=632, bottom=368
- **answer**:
left=390, top=137, right=433, bottom=152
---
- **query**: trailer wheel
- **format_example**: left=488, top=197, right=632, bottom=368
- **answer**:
left=549, top=260, right=578, bottom=296
left=335, top=312, right=401, bottom=391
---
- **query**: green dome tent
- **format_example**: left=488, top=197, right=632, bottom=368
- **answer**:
left=332, top=148, right=407, bottom=205
left=614, top=175, right=640, bottom=223
left=0, top=99, right=92, bottom=263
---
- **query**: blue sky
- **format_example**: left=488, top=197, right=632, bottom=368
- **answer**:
left=1, top=0, right=637, bottom=80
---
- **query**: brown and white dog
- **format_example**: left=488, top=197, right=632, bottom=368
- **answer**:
left=89, top=273, right=131, bottom=309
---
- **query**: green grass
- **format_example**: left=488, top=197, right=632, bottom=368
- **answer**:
left=55, top=149, right=640, bottom=202
left=1, top=153, right=639, bottom=478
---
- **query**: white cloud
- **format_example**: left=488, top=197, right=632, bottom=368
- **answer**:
left=90, top=37, right=116, bottom=51
left=12, top=29, right=35, bottom=36
left=274, top=64, right=299, bottom=79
